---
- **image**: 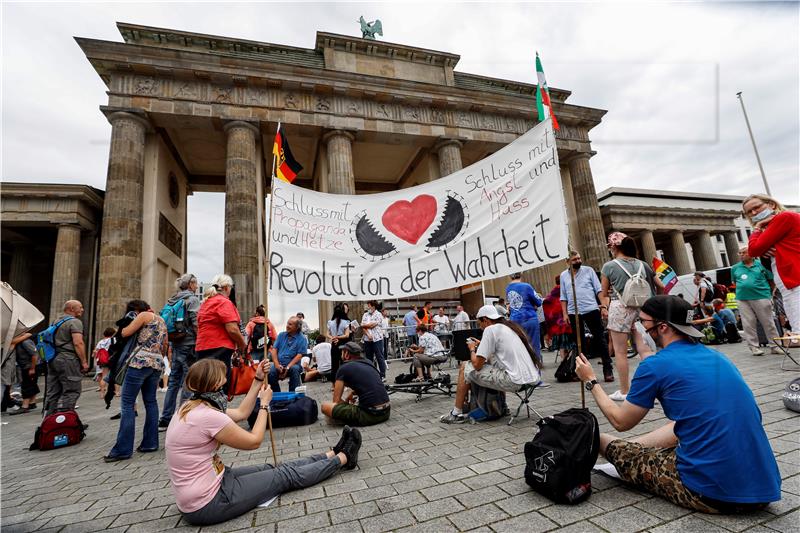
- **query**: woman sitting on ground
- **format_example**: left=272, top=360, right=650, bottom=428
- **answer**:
left=165, top=358, right=362, bottom=526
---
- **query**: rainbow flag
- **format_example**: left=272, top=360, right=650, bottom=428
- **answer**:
left=653, top=258, right=678, bottom=294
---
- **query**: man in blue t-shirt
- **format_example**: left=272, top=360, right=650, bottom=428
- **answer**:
left=506, top=272, right=543, bottom=362
left=268, top=316, right=309, bottom=392
left=403, top=305, right=421, bottom=345
left=575, top=295, right=780, bottom=513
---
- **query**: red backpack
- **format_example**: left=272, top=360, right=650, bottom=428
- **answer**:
left=30, top=410, right=86, bottom=451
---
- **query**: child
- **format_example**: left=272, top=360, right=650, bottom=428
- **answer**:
left=93, top=327, right=116, bottom=396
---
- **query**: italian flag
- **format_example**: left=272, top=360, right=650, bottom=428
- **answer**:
left=535, top=52, right=560, bottom=130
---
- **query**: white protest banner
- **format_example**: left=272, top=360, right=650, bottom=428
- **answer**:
left=268, top=119, right=568, bottom=300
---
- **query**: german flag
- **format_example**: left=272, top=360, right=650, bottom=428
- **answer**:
left=272, top=126, right=303, bottom=183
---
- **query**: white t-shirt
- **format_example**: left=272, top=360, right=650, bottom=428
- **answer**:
left=453, top=311, right=470, bottom=330
left=431, top=314, right=450, bottom=334
left=312, top=342, right=332, bottom=373
left=476, top=323, right=539, bottom=385
left=361, top=310, right=384, bottom=342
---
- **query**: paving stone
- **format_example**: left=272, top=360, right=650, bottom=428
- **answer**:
left=309, top=520, right=364, bottom=533
left=276, top=511, right=330, bottom=533
left=420, top=481, right=471, bottom=501
left=590, top=505, right=662, bottom=533
left=109, top=507, right=170, bottom=527
left=254, top=502, right=306, bottom=526
left=432, top=466, right=476, bottom=484
left=696, top=511, right=772, bottom=532
left=539, top=502, right=605, bottom=526
left=395, top=517, right=459, bottom=533
left=59, top=517, right=119, bottom=533
left=494, top=492, right=552, bottom=516
left=650, top=514, right=730, bottom=533
left=351, top=484, right=398, bottom=503
left=364, top=472, right=408, bottom=488
left=634, top=497, right=692, bottom=521
left=376, top=491, right=427, bottom=513
left=762, top=508, right=800, bottom=533
left=125, top=516, right=184, bottom=532
left=305, top=493, right=354, bottom=514
left=392, top=475, right=439, bottom=494
left=551, top=521, right=608, bottom=533
left=329, top=501, right=380, bottom=524
left=462, top=471, right=510, bottom=490
left=447, top=503, right=509, bottom=531
left=765, top=491, right=800, bottom=515
left=197, top=513, right=255, bottom=532
left=454, top=486, right=509, bottom=509
left=359, top=509, right=415, bottom=533
left=489, top=510, right=558, bottom=533
left=589, top=486, right=649, bottom=511
left=323, top=479, right=369, bottom=497
left=411, top=497, right=464, bottom=522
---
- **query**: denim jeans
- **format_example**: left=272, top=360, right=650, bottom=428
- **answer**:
left=364, top=340, right=386, bottom=378
left=268, top=363, right=302, bottom=392
left=109, top=366, right=160, bottom=458
left=159, top=344, right=194, bottom=424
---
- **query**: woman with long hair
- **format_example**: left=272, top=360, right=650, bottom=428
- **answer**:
left=104, top=300, right=167, bottom=462
left=743, top=193, right=800, bottom=335
left=195, top=274, right=247, bottom=391
left=165, top=359, right=362, bottom=526
left=600, top=232, right=663, bottom=402
left=327, top=304, right=351, bottom=387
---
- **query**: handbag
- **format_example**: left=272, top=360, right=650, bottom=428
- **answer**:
left=228, top=353, right=256, bottom=400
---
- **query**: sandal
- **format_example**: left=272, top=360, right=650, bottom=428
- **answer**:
left=412, top=377, right=425, bottom=383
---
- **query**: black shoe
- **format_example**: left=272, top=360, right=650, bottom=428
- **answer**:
left=103, top=455, right=130, bottom=463
left=158, top=420, right=170, bottom=432
left=136, top=446, right=159, bottom=453
left=110, top=413, right=121, bottom=420
left=341, top=428, right=362, bottom=470
left=333, top=426, right=352, bottom=455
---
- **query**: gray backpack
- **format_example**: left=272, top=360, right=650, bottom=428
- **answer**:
left=613, top=259, right=651, bottom=308
left=783, top=378, right=800, bottom=413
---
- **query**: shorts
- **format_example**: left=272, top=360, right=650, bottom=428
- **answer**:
left=331, top=403, right=390, bottom=426
left=463, top=361, right=521, bottom=393
left=605, top=440, right=768, bottom=514
left=608, top=300, right=639, bottom=333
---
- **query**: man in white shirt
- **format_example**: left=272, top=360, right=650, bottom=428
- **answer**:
left=361, top=300, right=386, bottom=381
left=431, top=307, right=451, bottom=335
left=406, top=324, right=448, bottom=380
left=303, top=334, right=332, bottom=382
left=453, top=305, right=470, bottom=331
left=440, top=305, right=541, bottom=424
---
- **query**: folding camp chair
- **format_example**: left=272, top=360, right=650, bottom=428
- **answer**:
left=773, top=336, right=800, bottom=371
left=508, top=383, right=543, bottom=425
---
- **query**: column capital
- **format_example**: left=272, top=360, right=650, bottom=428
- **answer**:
left=322, top=129, right=355, bottom=144
left=432, top=137, right=465, bottom=153
left=223, top=120, right=260, bottom=136
left=102, top=108, right=152, bottom=132
left=565, top=151, right=595, bottom=164
left=56, top=223, right=82, bottom=231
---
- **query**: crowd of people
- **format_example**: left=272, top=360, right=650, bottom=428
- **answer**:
left=2, top=192, right=796, bottom=524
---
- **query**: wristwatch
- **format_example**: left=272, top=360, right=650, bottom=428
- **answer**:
left=584, top=379, right=598, bottom=391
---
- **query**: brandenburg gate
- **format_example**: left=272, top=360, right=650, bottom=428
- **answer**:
left=77, top=22, right=607, bottom=333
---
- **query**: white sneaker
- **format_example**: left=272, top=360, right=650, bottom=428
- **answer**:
left=750, top=346, right=765, bottom=356
left=609, top=390, right=627, bottom=402
left=770, top=346, right=783, bottom=354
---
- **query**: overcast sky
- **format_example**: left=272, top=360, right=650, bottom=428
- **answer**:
left=3, top=1, right=798, bottom=328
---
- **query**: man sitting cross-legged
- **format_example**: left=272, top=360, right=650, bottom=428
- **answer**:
left=321, top=342, right=391, bottom=426
left=575, top=295, right=781, bottom=514
left=267, top=316, right=308, bottom=392
left=440, top=305, right=541, bottom=424
left=406, top=323, right=448, bottom=382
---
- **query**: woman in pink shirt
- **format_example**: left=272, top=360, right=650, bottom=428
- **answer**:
left=165, top=359, right=362, bottom=526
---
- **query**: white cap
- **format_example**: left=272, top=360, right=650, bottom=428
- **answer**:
left=476, top=305, right=501, bottom=320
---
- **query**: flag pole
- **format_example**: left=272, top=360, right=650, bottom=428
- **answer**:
left=735, top=92, right=771, bottom=195
left=568, top=261, right=586, bottom=409
left=264, top=121, right=280, bottom=466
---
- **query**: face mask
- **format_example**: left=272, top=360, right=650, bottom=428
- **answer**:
left=751, top=208, right=774, bottom=222
left=192, top=388, right=228, bottom=412
left=572, top=262, right=582, bottom=270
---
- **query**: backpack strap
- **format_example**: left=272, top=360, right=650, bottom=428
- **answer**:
left=51, top=317, right=77, bottom=349
left=612, top=259, right=634, bottom=279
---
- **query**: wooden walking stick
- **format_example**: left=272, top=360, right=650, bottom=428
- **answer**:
left=569, top=262, right=586, bottom=409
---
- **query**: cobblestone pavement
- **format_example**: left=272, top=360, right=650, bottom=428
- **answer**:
left=2, top=342, right=799, bottom=532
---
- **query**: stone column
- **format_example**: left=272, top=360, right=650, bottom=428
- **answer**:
left=667, top=230, right=692, bottom=275
left=95, top=111, right=148, bottom=335
left=723, top=231, right=741, bottom=266
left=49, top=224, right=82, bottom=322
left=8, top=245, right=32, bottom=299
left=691, top=230, right=719, bottom=271
left=322, top=130, right=355, bottom=194
left=434, top=139, right=463, bottom=178
left=224, top=121, right=260, bottom=317
left=639, top=230, right=658, bottom=264
left=567, top=154, right=607, bottom=270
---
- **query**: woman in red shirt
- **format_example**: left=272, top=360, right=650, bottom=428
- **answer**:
left=196, top=275, right=247, bottom=390
left=743, top=194, right=800, bottom=335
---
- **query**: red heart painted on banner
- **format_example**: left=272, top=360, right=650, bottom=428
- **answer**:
left=382, top=195, right=438, bottom=245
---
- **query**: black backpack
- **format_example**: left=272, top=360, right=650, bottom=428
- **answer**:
left=247, top=396, right=318, bottom=429
left=554, top=352, right=578, bottom=383
left=524, top=408, right=599, bottom=504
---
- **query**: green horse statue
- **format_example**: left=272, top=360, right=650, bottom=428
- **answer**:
left=358, top=16, right=383, bottom=40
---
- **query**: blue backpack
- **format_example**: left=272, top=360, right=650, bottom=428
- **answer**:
left=160, top=298, right=188, bottom=341
left=36, top=317, right=75, bottom=363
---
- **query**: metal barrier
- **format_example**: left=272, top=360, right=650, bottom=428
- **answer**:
left=354, top=320, right=480, bottom=361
